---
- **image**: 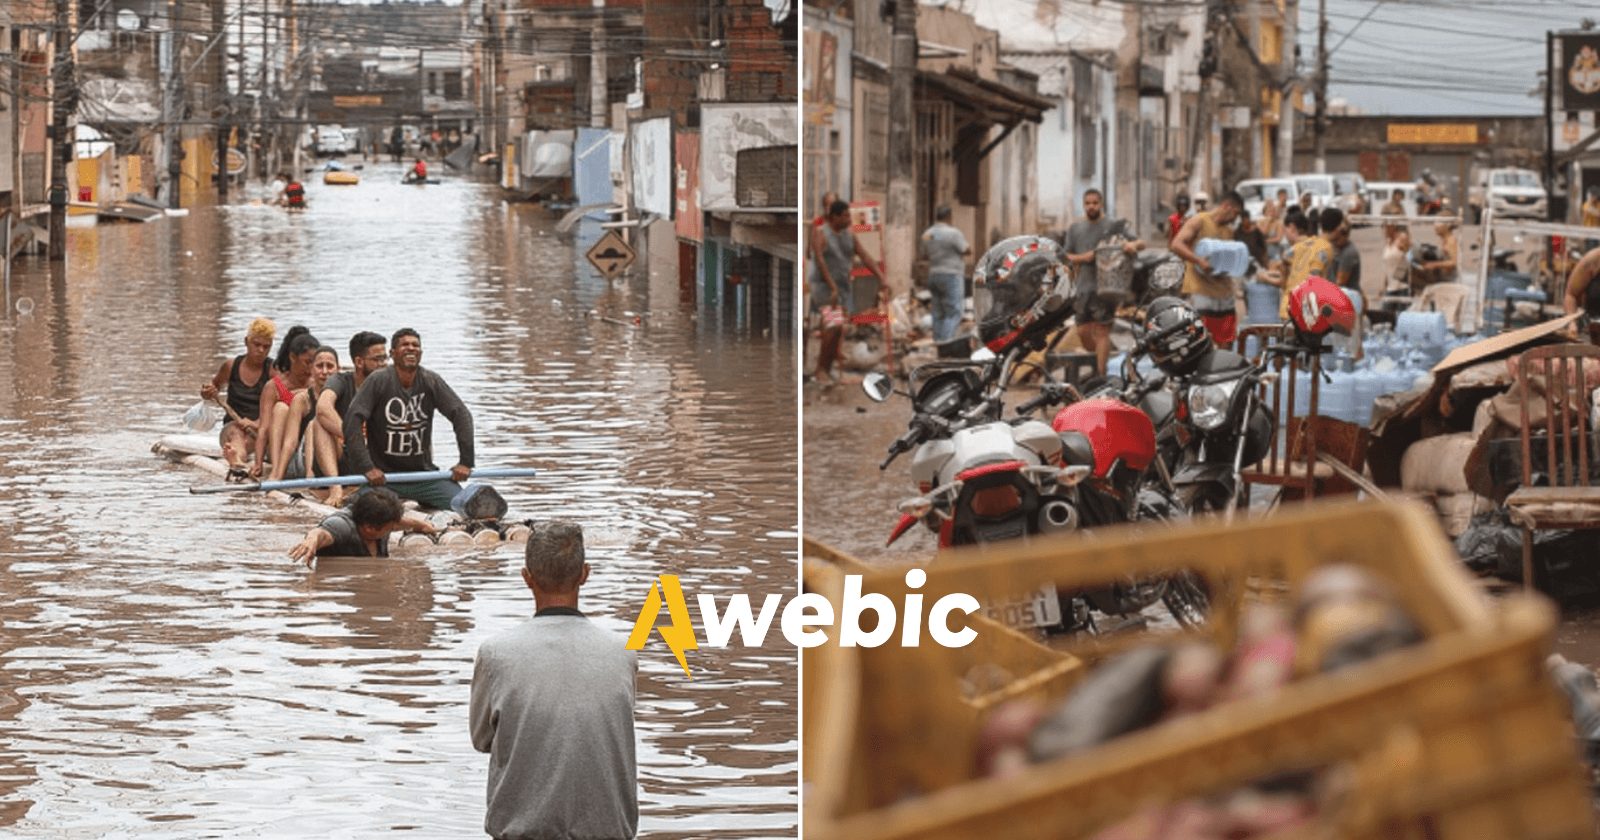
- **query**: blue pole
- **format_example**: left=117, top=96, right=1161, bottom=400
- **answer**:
left=190, top=466, right=538, bottom=495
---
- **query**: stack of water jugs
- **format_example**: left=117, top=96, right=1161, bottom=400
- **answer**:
left=1290, top=311, right=1462, bottom=428
left=1114, top=301, right=1477, bottom=430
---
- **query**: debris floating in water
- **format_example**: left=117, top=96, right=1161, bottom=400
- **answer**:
left=15, top=297, right=34, bottom=316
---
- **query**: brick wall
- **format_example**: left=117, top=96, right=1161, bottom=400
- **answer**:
left=724, top=0, right=794, bottom=103
left=638, top=0, right=702, bottom=126
left=523, top=80, right=583, bottom=130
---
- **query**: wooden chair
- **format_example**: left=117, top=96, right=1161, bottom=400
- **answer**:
left=1504, top=344, right=1600, bottom=591
left=1235, top=325, right=1334, bottom=505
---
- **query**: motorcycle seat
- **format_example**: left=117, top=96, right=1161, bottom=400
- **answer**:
left=1058, top=431, right=1096, bottom=468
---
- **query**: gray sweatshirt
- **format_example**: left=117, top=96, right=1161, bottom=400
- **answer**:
left=342, top=365, right=475, bottom=473
left=470, top=611, right=639, bottom=840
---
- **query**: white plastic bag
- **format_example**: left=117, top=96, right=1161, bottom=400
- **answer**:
left=183, top=400, right=224, bottom=432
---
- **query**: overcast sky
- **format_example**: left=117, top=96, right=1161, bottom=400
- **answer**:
left=1297, top=0, right=1600, bottom=115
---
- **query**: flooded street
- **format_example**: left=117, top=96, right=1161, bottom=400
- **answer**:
left=0, top=167, right=796, bottom=837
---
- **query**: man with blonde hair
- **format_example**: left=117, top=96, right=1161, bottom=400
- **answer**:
left=200, top=317, right=276, bottom=475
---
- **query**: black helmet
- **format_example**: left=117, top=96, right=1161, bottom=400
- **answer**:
left=1142, top=296, right=1211, bottom=375
left=973, top=236, right=1070, bottom=347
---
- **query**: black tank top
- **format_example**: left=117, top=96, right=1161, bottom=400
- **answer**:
left=227, top=354, right=267, bottom=420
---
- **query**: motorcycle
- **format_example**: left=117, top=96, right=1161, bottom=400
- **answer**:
left=1127, top=279, right=1356, bottom=518
left=865, top=236, right=1207, bottom=633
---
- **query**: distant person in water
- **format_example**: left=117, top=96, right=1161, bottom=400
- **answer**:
left=406, top=158, right=428, bottom=183
left=343, top=328, right=475, bottom=511
left=275, top=173, right=305, bottom=208
left=287, top=488, right=437, bottom=566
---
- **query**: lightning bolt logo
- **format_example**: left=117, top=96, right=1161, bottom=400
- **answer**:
left=626, top=574, right=699, bottom=678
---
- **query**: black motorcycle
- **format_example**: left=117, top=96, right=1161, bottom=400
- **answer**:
left=1126, top=297, right=1277, bottom=518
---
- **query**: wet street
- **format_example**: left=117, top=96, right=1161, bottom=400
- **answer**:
left=0, top=165, right=796, bottom=837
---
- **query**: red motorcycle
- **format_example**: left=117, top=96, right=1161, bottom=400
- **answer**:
left=867, top=236, right=1207, bottom=633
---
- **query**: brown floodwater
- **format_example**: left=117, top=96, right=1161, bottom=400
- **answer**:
left=0, top=166, right=797, bottom=837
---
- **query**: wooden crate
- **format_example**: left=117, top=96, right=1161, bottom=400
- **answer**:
left=802, top=500, right=1593, bottom=840
left=802, top=546, right=1084, bottom=818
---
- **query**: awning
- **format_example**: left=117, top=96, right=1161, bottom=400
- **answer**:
left=730, top=215, right=799, bottom=263
left=915, top=66, right=1051, bottom=126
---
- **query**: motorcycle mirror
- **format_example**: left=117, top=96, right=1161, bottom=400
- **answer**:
left=971, top=346, right=997, bottom=362
left=862, top=372, right=895, bottom=403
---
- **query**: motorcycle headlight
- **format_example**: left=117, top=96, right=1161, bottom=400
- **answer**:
left=1187, top=380, right=1240, bottom=431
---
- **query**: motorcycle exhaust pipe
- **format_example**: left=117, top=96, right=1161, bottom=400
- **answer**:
left=1037, top=500, right=1079, bottom=535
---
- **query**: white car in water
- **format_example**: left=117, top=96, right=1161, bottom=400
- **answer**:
left=315, top=125, right=351, bottom=156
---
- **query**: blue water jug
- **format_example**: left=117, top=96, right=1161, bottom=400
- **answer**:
left=1352, top=363, right=1382, bottom=427
left=1396, top=311, right=1448, bottom=346
left=1245, top=282, right=1281, bottom=326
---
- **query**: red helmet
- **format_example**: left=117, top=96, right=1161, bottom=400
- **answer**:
left=1287, top=277, right=1355, bottom=347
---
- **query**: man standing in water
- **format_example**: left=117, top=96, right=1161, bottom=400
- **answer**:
left=200, top=317, right=275, bottom=476
left=470, top=521, right=638, bottom=840
left=343, top=328, right=475, bottom=511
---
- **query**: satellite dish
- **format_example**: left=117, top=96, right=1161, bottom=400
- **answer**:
left=115, top=9, right=141, bottom=31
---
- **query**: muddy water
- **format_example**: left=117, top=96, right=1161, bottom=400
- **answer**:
left=0, top=166, right=796, bottom=837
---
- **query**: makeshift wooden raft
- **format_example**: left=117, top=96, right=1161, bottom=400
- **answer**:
left=152, top=434, right=531, bottom=549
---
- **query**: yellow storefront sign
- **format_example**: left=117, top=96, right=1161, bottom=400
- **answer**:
left=1386, top=123, right=1479, bottom=145
left=333, top=94, right=383, bottom=108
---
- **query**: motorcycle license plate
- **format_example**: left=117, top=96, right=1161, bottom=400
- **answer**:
left=983, top=585, right=1063, bottom=630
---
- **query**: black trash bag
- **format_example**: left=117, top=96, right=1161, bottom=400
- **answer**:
left=1454, top=511, right=1522, bottom=577
left=1456, top=510, right=1600, bottom=596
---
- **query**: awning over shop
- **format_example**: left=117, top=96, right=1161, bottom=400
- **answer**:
left=728, top=213, right=799, bottom=264
left=915, top=66, right=1051, bottom=128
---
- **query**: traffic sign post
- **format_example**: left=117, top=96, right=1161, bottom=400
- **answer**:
left=587, top=229, right=637, bottom=279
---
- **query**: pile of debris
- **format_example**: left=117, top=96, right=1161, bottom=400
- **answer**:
left=1369, top=314, right=1600, bottom=584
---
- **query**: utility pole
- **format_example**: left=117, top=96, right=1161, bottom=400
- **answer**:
left=483, top=0, right=501, bottom=156
left=1545, top=32, right=1555, bottom=218
left=1277, top=0, right=1297, bottom=176
left=590, top=0, right=607, bottom=128
left=1313, top=0, right=1327, bottom=173
left=10, top=29, right=24, bottom=215
left=48, top=0, right=75, bottom=261
left=215, top=0, right=229, bottom=199
left=884, top=0, right=916, bottom=296
left=1247, top=0, right=1262, bottom=179
left=162, top=0, right=181, bottom=210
